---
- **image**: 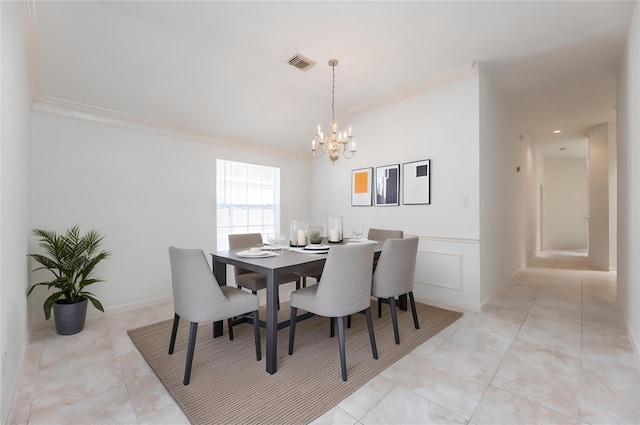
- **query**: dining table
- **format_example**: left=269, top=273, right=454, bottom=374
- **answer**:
left=211, top=239, right=392, bottom=374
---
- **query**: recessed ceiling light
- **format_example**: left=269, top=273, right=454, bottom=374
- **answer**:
left=553, top=129, right=562, bottom=134
left=559, top=147, right=566, bottom=151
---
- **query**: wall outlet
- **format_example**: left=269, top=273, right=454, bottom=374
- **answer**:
left=461, top=196, right=469, bottom=208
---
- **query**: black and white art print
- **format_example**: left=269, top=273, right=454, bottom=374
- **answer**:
left=374, top=164, right=400, bottom=206
left=402, top=159, right=431, bottom=205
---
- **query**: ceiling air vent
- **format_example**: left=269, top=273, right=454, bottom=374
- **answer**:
left=288, top=53, right=316, bottom=71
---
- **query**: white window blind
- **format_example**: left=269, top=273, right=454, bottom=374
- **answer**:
left=216, top=159, right=280, bottom=250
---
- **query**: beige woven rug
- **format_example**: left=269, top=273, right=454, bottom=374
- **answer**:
left=128, top=300, right=462, bottom=425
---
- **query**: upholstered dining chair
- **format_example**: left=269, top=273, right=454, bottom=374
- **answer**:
left=367, top=228, right=404, bottom=271
left=168, top=247, right=261, bottom=385
left=288, top=243, right=378, bottom=381
left=228, top=233, right=301, bottom=299
left=371, top=236, right=420, bottom=345
left=367, top=228, right=404, bottom=244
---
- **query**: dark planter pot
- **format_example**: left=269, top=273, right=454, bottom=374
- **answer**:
left=53, top=298, right=88, bottom=335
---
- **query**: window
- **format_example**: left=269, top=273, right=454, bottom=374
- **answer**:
left=216, top=159, right=281, bottom=250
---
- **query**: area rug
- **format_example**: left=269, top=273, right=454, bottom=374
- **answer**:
left=128, top=300, right=462, bottom=425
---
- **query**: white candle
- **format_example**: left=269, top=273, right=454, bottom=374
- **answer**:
left=330, top=228, right=339, bottom=242
left=297, top=229, right=307, bottom=246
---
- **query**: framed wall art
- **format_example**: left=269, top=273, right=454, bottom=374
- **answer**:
left=403, top=159, right=431, bottom=205
left=374, top=164, right=400, bottom=206
left=351, top=167, right=373, bottom=206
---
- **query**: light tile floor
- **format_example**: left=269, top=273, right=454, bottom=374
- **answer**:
left=7, top=251, right=640, bottom=424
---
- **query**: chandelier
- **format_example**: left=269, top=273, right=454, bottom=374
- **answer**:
left=312, top=59, right=356, bottom=163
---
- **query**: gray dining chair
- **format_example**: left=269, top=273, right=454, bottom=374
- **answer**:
left=367, top=228, right=404, bottom=244
left=168, top=247, right=261, bottom=385
left=371, top=236, right=420, bottom=344
left=367, top=228, right=404, bottom=271
left=228, top=233, right=301, bottom=300
left=288, top=243, right=378, bottom=381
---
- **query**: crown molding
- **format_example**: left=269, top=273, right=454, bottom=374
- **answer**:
left=20, top=0, right=42, bottom=101
left=348, top=61, right=478, bottom=115
left=21, top=0, right=308, bottom=161
left=32, top=96, right=311, bottom=161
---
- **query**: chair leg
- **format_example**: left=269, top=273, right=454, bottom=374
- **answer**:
left=409, top=291, right=420, bottom=329
left=303, top=276, right=307, bottom=288
left=330, top=316, right=335, bottom=337
left=347, top=315, right=352, bottom=328
left=253, top=310, right=261, bottom=361
left=228, top=318, right=234, bottom=341
left=378, top=297, right=382, bottom=318
left=364, top=307, right=378, bottom=359
left=183, top=322, right=198, bottom=385
left=337, top=316, right=347, bottom=381
left=389, top=297, right=400, bottom=345
left=288, top=307, right=297, bottom=355
left=168, top=313, right=180, bottom=355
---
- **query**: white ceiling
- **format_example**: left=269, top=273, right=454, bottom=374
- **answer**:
left=31, top=1, right=636, bottom=158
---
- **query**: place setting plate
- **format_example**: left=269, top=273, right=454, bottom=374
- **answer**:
left=290, top=244, right=330, bottom=254
left=303, top=244, right=331, bottom=250
left=346, top=239, right=378, bottom=244
left=236, top=250, right=278, bottom=258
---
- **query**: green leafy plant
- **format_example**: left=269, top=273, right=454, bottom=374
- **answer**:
left=27, top=225, right=111, bottom=320
left=309, top=230, right=323, bottom=244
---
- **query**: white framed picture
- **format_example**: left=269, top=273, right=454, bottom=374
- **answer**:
left=403, top=159, right=431, bottom=205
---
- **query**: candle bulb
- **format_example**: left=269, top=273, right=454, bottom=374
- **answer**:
left=348, top=126, right=352, bottom=137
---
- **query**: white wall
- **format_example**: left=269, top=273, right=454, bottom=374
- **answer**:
left=478, top=66, right=531, bottom=304
left=310, top=68, right=483, bottom=310
left=534, top=144, right=546, bottom=254
left=588, top=123, right=609, bottom=270
left=616, top=2, right=640, bottom=355
left=543, top=157, right=588, bottom=250
left=608, top=121, right=617, bottom=271
left=29, top=113, right=311, bottom=317
left=0, top=1, right=32, bottom=420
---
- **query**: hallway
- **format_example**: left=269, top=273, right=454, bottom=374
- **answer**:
left=7, top=251, right=639, bottom=424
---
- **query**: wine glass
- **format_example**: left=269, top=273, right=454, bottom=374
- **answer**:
left=267, top=233, right=279, bottom=250
left=277, top=233, right=287, bottom=252
left=352, top=225, right=363, bottom=240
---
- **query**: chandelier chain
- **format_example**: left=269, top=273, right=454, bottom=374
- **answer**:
left=331, top=62, right=336, bottom=122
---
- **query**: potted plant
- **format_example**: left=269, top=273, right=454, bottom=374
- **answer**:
left=27, top=225, right=111, bottom=335
left=308, top=227, right=323, bottom=245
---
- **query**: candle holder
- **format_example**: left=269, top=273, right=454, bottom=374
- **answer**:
left=327, top=215, right=343, bottom=243
left=289, top=220, right=309, bottom=247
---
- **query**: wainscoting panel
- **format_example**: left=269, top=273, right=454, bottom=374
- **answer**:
left=411, top=235, right=481, bottom=312
left=415, top=250, right=462, bottom=290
